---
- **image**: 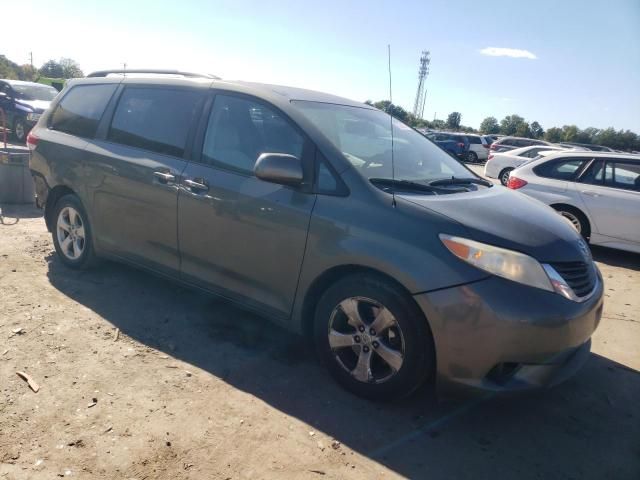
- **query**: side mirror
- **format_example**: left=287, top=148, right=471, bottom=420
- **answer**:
left=254, top=153, right=303, bottom=187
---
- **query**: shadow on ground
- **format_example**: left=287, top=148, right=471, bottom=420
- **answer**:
left=0, top=203, right=42, bottom=223
left=45, top=255, right=640, bottom=479
left=591, top=245, right=640, bottom=272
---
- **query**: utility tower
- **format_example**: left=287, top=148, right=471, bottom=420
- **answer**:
left=412, top=50, right=430, bottom=119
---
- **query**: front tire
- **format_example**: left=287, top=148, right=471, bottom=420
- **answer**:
left=51, top=194, right=98, bottom=269
left=14, top=117, right=27, bottom=143
left=313, top=274, right=434, bottom=401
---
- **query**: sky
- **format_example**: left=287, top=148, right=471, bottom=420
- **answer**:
left=4, top=0, right=640, bottom=131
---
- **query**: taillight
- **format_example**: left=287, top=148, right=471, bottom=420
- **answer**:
left=458, top=142, right=465, bottom=148
left=488, top=154, right=494, bottom=160
left=27, top=130, right=39, bottom=151
left=507, top=176, right=527, bottom=189
left=482, top=144, right=490, bottom=149
left=490, top=144, right=497, bottom=150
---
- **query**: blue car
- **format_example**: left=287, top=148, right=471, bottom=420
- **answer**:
left=426, top=132, right=470, bottom=160
left=0, top=80, right=58, bottom=143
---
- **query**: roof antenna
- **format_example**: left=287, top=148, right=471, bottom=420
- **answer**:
left=387, top=44, right=396, bottom=208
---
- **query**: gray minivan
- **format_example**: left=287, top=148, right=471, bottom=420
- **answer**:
left=28, top=70, right=603, bottom=400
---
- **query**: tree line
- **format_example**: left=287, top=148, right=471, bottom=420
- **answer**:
left=0, top=55, right=84, bottom=81
left=365, top=100, right=640, bottom=152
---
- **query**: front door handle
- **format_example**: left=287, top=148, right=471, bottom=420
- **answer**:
left=153, top=171, right=176, bottom=183
left=581, top=190, right=600, bottom=197
left=184, top=178, right=209, bottom=192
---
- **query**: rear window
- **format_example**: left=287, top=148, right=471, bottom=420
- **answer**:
left=108, top=87, right=203, bottom=157
left=50, top=84, right=117, bottom=138
left=534, top=158, right=590, bottom=180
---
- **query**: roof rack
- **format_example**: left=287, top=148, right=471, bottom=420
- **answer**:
left=86, top=69, right=220, bottom=79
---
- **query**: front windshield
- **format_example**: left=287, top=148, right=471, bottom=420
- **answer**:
left=12, top=84, right=58, bottom=102
left=292, top=101, right=472, bottom=182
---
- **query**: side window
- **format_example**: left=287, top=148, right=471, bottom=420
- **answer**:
left=108, top=87, right=202, bottom=157
left=468, top=136, right=481, bottom=145
left=605, top=161, right=640, bottom=191
left=50, top=84, right=117, bottom=138
left=534, top=158, right=588, bottom=180
left=580, top=160, right=604, bottom=185
left=202, top=95, right=303, bottom=175
left=519, top=148, right=537, bottom=158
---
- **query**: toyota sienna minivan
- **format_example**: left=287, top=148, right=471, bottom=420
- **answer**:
left=28, top=70, right=603, bottom=400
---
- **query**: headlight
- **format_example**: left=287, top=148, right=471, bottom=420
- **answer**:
left=440, top=234, right=554, bottom=292
left=26, top=113, right=41, bottom=122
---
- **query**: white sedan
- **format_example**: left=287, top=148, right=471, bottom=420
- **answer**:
left=484, top=145, right=569, bottom=185
left=507, top=151, right=640, bottom=253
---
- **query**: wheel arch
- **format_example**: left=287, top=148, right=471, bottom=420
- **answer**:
left=549, top=202, right=592, bottom=238
left=44, top=185, right=76, bottom=231
left=299, top=264, right=433, bottom=339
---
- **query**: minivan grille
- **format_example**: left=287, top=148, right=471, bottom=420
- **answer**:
left=549, top=261, right=596, bottom=298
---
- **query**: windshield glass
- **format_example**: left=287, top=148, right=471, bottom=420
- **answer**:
left=292, top=101, right=472, bottom=183
left=12, top=84, right=58, bottom=102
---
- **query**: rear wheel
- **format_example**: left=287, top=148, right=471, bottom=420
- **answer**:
left=499, top=167, right=514, bottom=186
left=313, top=274, right=434, bottom=401
left=466, top=151, right=478, bottom=163
left=52, top=194, right=98, bottom=269
left=552, top=205, right=591, bottom=240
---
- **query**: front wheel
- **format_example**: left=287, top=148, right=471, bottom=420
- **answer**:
left=51, top=194, right=98, bottom=269
left=314, top=274, right=434, bottom=401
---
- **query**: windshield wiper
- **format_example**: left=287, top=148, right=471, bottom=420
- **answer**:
left=428, top=176, right=493, bottom=187
left=370, top=178, right=443, bottom=194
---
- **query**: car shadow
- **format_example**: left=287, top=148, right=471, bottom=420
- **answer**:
left=45, top=255, right=640, bottom=479
left=0, top=203, right=42, bottom=223
left=591, top=245, right=640, bottom=272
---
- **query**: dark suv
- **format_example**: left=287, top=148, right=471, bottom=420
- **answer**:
left=29, top=70, right=603, bottom=400
left=0, top=80, right=58, bottom=142
left=490, top=136, right=550, bottom=153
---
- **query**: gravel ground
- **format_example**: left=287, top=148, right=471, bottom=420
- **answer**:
left=1, top=200, right=639, bottom=480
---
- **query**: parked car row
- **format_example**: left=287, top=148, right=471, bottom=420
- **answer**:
left=424, top=131, right=492, bottom=163
left=507, top=151, right=640, bottom=254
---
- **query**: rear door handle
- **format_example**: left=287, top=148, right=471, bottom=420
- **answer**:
left=153, top=171, right=176, bottom=183
left=184, top=178, right=209, bottom=192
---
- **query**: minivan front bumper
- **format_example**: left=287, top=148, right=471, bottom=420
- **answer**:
left=414, top=271, right=603, bottom=397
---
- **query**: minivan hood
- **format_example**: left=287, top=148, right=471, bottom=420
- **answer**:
left=15, top=99, right=50, bottom=113
left=398, top=186, right=587, bottom=263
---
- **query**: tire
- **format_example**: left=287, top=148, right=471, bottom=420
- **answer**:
left=51, top=194, right=98, bottom=269
left=13, top=117, right=27, bottom=143
left=466, top=151, right=478, bottom=163
left=313, top=273, right=434, bottom=401
left=499, top=168, right=514, bottom=186
left=552, top=205, right=591, bottom=240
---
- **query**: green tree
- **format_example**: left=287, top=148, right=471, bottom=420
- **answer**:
left=479, top=116, right=500, bottom=134
left=431, top=119, right=446, bottom=130
left=530, top=121, right=544, bottom=139
left=499, top=114, right=527, bottom=136
left=60, top=58, right=84, bottom=78
left=545, top=127, right=563, bottom=143
left=561, top=125, right=579, bottom=142
left=40, top=60, right=64, bottom=78
left=446, top=112, right=461, bottom=130
left=515, top=122, right=532, bottom=138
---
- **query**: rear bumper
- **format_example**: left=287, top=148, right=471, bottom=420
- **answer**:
left=414, top=272, right=603, bottom=398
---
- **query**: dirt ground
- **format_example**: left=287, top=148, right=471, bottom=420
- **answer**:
left=1, top=202, right=639, bottom=480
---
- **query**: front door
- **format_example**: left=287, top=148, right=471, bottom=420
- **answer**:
left=84, top=85, right=205, bottom=273
left=178, top=93, right=316, bottom=319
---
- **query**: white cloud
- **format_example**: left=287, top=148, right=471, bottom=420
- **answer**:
left=480, top=47, right=537, bottom=59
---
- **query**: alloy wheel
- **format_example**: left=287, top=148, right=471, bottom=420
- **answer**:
left=559, top=211, right=582, bottom=233
left=328, top=296, right=405, bottom=384
left=56, top=207, right=86, bottom=260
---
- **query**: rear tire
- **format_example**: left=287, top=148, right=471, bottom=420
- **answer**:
left=467, top=151, right=478, bottom=163
left=552, top=205, right=591, bottom=240
left=313, top=273, right=434, bottom=401
left=51, top=194, right=99, bottom=269
left=499, top=167, right=514, bottom=186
